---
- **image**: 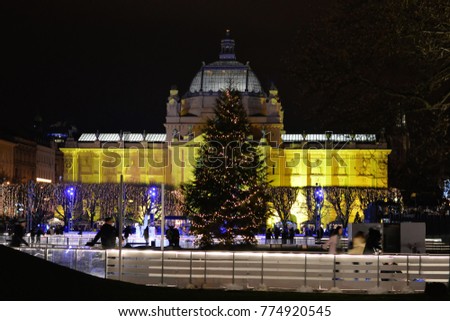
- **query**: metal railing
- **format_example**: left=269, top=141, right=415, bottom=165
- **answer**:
left=0, top=233, right=194, bottom=249
left=11, top=245, right=449, bottom=293
left=2, top=233, right=449, bottom=253
left=17, top=247, right=107, bottom=278
left=104, top=250, right=449, bottom=293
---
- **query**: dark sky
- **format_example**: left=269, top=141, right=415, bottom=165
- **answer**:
left=1, top=0, right=332, bottom=136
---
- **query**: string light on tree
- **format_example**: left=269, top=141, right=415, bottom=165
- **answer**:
left=182, top=88, right=269, bottom=248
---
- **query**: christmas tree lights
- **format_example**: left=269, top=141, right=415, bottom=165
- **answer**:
left=183, top=89, right=269, bottom=247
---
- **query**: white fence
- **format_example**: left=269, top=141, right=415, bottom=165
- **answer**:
left=12, top=246, right=450, bottom=293
left=105, top=250, right=450, bottom=293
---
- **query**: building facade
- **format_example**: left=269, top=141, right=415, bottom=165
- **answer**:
left=0, top=136, right=63, bottom=185
left=60, top=32, right=390, bottom=224
left=0, top=139, right=15, bottom=183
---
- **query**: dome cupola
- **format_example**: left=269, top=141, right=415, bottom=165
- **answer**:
left=187, top=30, right=264, bottom=96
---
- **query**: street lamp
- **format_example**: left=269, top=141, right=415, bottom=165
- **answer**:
left=64, top=186, right=75, bottom=232
left=148, top=186, right=158, bottom=225
left=314, top=184, right=324, bottom=236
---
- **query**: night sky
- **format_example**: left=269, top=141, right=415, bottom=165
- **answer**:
left=1, top=0, right=332, bottom=136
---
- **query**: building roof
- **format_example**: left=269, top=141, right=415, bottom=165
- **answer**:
left=188, top=61, right=263, bottom=95
left=78, top=133, right=166, bottom=142
left=77, top=132, right=376, bottom=144
left=281, top=133, right=377, bottom=143
left=187, top=30, right=264, bottom=96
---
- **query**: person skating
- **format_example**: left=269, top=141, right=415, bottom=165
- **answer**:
left=86, top=217, right=120, bottom=249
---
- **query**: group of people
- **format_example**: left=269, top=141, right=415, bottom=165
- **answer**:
left=324, top=226, right=382, bottom=255
left=9, top=219, right=45, bottom=248
left=322, top=226, right=384, bottom=281
left=265, top=226, right=298, bottom=244
left=266, top=223, right=328, bottom=243
left=9, top=218, right=29, bottom=247
left=8, top=216, right=182, bottom=250
left=85, top=217, right=181, bottom=250
left=9, top=215, right=382, bottom=255
left=30, top=226, right=44, bottom=244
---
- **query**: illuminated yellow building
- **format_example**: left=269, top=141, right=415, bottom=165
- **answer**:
left=60, top=31, right=390, bottom=225
left=62, top=136, right=389, bottom=186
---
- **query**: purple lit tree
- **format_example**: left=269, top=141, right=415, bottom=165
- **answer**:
left=53, top=183, right=81, bottom=231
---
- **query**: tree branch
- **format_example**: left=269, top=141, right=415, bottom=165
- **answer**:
left=357, top=75, right=434, bottom=108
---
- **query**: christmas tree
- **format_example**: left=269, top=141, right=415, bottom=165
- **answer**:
left=183, top=89, right=269, bottom=247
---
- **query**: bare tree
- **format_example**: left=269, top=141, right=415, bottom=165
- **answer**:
left=27, top=182, right=55, bottom=228
left=325, top=187, right=360, bottom=228
left=53, top=183, right=82, bottom=230
left=165, top=187, right=185, bottom=217
left=80, top=184, right=100, bottom=228
left=285, top=0, right=450, bottom=200
left=269, top=186, right=301, bottom=229
left=97, top=183, right=120, bottom=219
left=300, top=187, right=318, bottom=222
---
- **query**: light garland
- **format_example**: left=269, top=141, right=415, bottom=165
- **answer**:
left=183, top=89, right=269, bottom=247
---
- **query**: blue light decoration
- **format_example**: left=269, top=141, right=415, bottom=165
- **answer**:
left=314, top=187, right=324, bottom=203
left=146, top=186, right=158, bottom=226
left=66, top=186, right=75, bottom=197
left=64, top=186, right=75, bottom=232
left=314, top=184, right=324, bottom=236
left=443, top=179, right=450, bottom=200
left=149, top=186, right=157, bottom=202
left=219, top=219, right=228, bottom=235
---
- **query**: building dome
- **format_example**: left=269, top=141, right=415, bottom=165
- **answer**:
left=187, top=31, right=264, bottom=96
